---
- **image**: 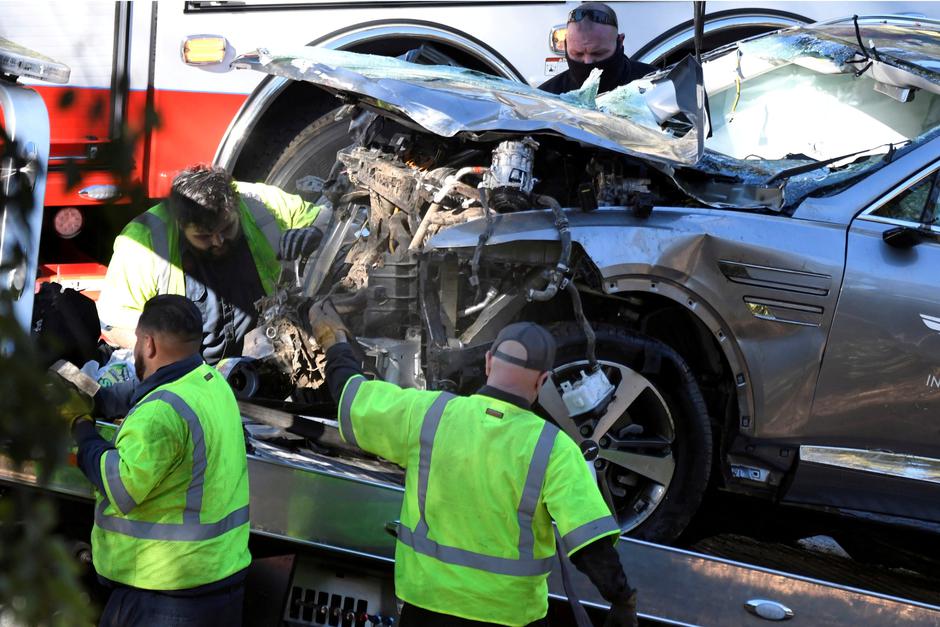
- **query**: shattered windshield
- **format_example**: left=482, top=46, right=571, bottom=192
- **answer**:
left=692, top=20, right=940, bottom=208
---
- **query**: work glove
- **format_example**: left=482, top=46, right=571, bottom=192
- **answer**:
left=307, top=297, right=349, bottom=350
left=48, top=360, right=98, bottom=429
left=603, top=589, right=639, bottom=627
left=278, top=226, right=323, bottom=261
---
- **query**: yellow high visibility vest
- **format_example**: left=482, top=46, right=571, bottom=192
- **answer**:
left=339, top=375, right=619, bottom=626
left=92, top=363, right=251, bottom=590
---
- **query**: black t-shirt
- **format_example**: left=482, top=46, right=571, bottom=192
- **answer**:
left=182, top=234, right=265, bottom=364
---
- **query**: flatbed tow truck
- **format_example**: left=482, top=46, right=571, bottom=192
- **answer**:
left=2, top=416, right=940, bottom=626
left=4, top=33, right=940, bottom=627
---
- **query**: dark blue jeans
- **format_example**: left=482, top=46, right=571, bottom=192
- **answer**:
left=98, top=583, right=244, bottom=627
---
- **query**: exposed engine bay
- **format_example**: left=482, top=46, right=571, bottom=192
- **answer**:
left=231, top=112, right=686, bottom=411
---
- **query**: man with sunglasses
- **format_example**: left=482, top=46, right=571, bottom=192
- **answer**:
left=97, top=165, right=324, bottom=364
left=539, top=2, right=655, bottom=96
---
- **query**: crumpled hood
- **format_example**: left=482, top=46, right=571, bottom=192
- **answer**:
left=232, top=46, right=707, bottom=166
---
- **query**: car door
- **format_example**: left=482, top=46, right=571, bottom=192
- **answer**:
left=786, top=164, right=940, bottom=522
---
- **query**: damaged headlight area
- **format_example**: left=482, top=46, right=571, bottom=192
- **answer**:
left=235, top=103, right=687, bottom=404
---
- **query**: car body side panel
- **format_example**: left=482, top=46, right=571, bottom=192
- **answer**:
left=806, top=219, right=940, bottom=458
left=429, top=207, right=848, bottom=439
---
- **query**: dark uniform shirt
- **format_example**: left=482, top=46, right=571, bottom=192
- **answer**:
left=539, top=51, right=655, bottom=95
left=182, top=234, right=265, bottom=364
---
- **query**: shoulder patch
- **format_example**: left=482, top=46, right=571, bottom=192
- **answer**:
left=485, top=408, right=504, bottom=419
left=204, top=372, right=213, bottom=381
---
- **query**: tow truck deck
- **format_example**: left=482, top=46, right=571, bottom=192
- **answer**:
left=2, top=418, right=939, bottom=626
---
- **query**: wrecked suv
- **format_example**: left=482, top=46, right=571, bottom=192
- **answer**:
left=228, top=15, right=940, bottom=550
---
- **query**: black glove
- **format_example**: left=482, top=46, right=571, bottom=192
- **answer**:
left=604, top=590, right=638, bottom=627
left=278, top=227, right=323, bottom=261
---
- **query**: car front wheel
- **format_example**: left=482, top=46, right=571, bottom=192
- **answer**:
left=538, top=322, right=713, bottom=543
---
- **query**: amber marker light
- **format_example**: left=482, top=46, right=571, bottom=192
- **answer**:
left=181, top=35, right=228, bottom=65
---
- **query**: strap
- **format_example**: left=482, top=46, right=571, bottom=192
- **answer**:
left=492, top=349, right=531, bottom=369
left=554, top=526, right=594, bottom=627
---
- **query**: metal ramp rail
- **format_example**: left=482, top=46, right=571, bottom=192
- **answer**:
left=2, top=421, right=940, bottom=625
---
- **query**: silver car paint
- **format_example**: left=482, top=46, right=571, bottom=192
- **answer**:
left=431, top=137, right=940, bottom=458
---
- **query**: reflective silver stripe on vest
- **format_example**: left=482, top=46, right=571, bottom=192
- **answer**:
left=104, top=449, right=137, bottom=516
left=95, top=501, right=250, bottom=542
left=397, top=525, right=555, bottom=577
left=517, top=422, right=559, bottom=560
left=241, top=192, right=281, bottom=252
left=96, top=387, right=248, bottom=541
left=398, top=394, right=556, bottom=578
left=559, top=515, right=621, bottom=556
left=339, top=375, right=366, bottom=448
left=132, top=211, right=171, bottom=292
left=413, top=392, right=456, bottom=537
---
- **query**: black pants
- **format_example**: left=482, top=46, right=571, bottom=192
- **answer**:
left=400, top=603, right=548, bottom=627
left=98, top=582, right=244, bottom=627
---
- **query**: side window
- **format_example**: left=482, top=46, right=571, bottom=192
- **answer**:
left=872, top=173, right=939, bottom=225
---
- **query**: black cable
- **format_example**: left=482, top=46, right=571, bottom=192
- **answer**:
left=469, top=187, right=495, bottom=300
left=853, top=15, right=881, bottom=64
left=566, top=282, right=597, bottom=371
left=693, top=2, right=706, bottom=64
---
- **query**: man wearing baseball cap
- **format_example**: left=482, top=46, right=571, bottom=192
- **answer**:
left=311, top=300, right=638, bottom=626
left=539, top=2, right=655, bottom=95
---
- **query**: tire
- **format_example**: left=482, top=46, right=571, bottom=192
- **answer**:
left=539, top=322, right=712, bottom=543
left=265, top=109, right=355, bottom=199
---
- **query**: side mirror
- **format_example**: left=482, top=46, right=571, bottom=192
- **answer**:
left=883, top=225, right=934, bottom=248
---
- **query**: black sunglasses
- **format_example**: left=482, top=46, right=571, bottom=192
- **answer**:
left=567, top=7, right=618, bottom=28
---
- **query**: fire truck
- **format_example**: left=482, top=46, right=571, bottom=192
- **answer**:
left=2, top=0, right=931, bottom=292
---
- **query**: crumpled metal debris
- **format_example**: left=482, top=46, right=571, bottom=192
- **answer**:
left=232, top=46, right=706, bottom=166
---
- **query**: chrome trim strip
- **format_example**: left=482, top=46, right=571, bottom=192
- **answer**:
left=800, top=445, right=940, bottom=485
left=719, top=259, right=829, bottom=279
left=857, top=163, right=940, bottom=226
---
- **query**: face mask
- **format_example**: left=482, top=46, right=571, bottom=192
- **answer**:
left=566, top=43, right=626, bottom=93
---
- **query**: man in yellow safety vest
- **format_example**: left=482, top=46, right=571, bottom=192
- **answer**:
left=310, top=301, right=638, bottom=627
left=97, top=164, right=323, bottom=364
left=64, top=294, right=251, bottom=626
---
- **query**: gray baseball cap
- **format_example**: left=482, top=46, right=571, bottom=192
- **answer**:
left=491, top=322, right=557, bottom=372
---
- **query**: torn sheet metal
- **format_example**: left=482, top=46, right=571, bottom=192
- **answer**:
left=232, top=47, right=705, bottom=166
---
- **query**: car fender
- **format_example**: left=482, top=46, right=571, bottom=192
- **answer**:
left=429, top=205, right=848, bottom=439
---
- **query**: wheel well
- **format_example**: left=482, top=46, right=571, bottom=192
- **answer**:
left=229, top=34, right=512, bottom=183
left=557, top=288, right=739, bottom=448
